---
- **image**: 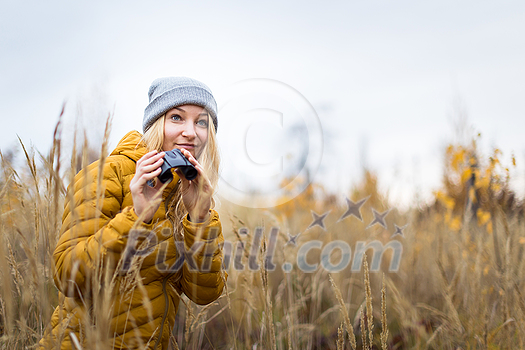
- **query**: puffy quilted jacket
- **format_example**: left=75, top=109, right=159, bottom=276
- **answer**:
left=39, top=130, right=226, bottom=349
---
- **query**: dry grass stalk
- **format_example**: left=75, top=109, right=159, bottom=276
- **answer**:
left=286, top=311, right=293, bottom=350
left=360, top=308, right=369, bottom=350
left=380, top=273, right=389, bottom=350
left=219, top=270, right=237, bottom=350
left=436, top=259, right=464, bottom=335
left=259, top=238, right=276, bottom=350
left=363, top=255, right=374, bottom=347
left=184, top=302, right=194, bottom=345
left=0, top=217, right=15, bottom=339
left=425, top=324, right=444, bottom=348
left=337, top=322, right=345, bottom=350
left=328, top=274, right=357, bottom=349
left=189, top=303, right=214, bottom=333
left=169, top=334, right=180, bottom=350
left=513, top=283, right=525, bottom=346
left=5, top=238, right=22, bottom=296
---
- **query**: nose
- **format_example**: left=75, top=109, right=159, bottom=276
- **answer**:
left=181, top=121, right=196, bottom=139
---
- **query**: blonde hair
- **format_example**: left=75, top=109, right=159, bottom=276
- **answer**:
left=141, top=112, right=220, bottom=234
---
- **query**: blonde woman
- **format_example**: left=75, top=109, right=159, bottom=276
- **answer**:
left=40, top=77, right=227, bottom=349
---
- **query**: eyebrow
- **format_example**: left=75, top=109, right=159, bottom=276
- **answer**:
left=173, top=107, right=208, bottom=117
left=174, top=107, right=208, bottom=117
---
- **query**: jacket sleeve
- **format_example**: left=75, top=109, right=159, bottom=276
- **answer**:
left=179, top=210, right=227, bottom=305
left=53, top=159, right=152, bottom=298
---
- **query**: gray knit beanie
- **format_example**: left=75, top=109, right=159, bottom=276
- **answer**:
left=143, top=77, right=218, bottom=133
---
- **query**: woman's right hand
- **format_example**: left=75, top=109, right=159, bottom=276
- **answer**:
left=130, top=150, right=166, bottom=223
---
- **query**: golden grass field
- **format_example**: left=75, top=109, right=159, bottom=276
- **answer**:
left=1, top=118, right=524, bottom=349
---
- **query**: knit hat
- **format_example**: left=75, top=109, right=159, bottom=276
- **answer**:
left=143, top=77, right=218, bottom=132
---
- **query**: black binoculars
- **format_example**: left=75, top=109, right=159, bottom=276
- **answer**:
left=148, top=149, right=198, bottom=186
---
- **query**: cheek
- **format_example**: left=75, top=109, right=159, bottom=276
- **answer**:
left=162, top=129, right=177, bottom=151
left=164, top=126, right=180, bottom=141
left=197, top=129, right=208, bottom=143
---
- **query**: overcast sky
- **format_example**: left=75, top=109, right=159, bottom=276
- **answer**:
left=1, top=0, right=524, bottom=208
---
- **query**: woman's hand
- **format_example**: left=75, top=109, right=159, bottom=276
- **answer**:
left=177, top=148, right=213, bottom=222
left=130, top=150, right=166, bottom=223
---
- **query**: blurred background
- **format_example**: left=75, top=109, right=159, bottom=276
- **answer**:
left=2, top=0, right=525, bottom=207
left=3, top=1, right=525, bottom=348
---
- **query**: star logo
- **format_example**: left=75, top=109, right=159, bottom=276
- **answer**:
left=286, top=232, right=301, bottom=246
left=338, top=196, right=369, bottom=222
left=391, top=223, right=407, bottom=238
left=307, top=210, right=330, bottom=230
left=366, top=208, right=391, bottom=229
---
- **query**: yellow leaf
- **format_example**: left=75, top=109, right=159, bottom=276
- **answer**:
left=477, top=209, right=491, bottom=226
left=461, top=168, right=472, bottom=183
left=452, top=149, right=465, bottom=172
left=436, top=191, right=455, bottom=210
left=445, top=212, right=452, bottom=223
left=475, top=175, right=490, bottom=190
left=450, top=217, right=462, bottom=231
left=519, top=237, right=525, bottom=244
left=469, top=187, right=477, bottom=203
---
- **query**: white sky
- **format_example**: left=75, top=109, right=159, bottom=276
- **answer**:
left=1, top=0, right=525, bottom=208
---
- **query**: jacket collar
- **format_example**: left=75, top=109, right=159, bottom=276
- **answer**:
left=111, top=130, right=181, bottom=196
left=110, top=130, right=147, bottom=162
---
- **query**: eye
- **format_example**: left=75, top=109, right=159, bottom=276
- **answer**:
left=197, top=119, right=208, bottom=127
left=170, top=114, right=182, bottom=121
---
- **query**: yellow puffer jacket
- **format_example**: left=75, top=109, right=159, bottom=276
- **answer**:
left=39, top=131, right=226, bottom=349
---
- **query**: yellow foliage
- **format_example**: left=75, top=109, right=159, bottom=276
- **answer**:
left=435, top=191, right=455, bottom=210
left=451, top=148, right=466, bottom=172
left=461, top=168, right=472, bottom=183
left=450, top=217, right=462, bottom=232
left=475, top=172, right=490, bottom=190
left=476, top=209, right=491, bottom=226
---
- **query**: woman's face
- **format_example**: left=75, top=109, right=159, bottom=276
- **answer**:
left=162, top=104, right=209, bottom=158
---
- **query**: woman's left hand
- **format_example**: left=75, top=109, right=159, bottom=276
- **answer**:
left=177, top=148, right=213, bottom=222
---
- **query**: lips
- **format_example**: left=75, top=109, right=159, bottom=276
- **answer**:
left=176, top=144, right=195, bottom=149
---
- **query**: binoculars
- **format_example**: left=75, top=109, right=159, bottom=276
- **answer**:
left=148, top=149, right=198, bottom=186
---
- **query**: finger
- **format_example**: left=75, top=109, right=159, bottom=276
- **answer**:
left=180, top=149, right=207, bottom=178
left=139, top=157, right=164, bottom=175
left=136, top=154, right=164, bottom=176
left=180, top=149, right=199, bottom=166
left=136, top=150, right=158, bottom=166
left=130, top=166, right=162, bottom=191
left=137, top=151, right=165, bottom=167
left=135, top=167, right=162, bottom=187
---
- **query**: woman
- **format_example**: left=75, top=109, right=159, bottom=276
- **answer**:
left=39, top=77, right=227, bottom=349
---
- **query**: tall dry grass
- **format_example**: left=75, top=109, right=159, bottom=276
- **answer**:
left=1, top=115, right=524, bottom=349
